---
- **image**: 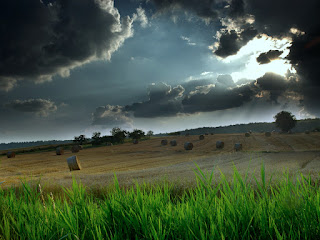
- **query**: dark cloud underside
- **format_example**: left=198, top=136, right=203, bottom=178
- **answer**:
left=0, top=0, right=133, bottom=91
left=256, top=50, right=283, bottom=64
left=5, top=99, right=57, bottom=116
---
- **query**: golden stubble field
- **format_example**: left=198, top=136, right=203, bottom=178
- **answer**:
left=1, top=133, right=320, bottom=189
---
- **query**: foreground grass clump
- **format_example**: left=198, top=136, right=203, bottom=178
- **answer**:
left=1, top=164, right=320, bottom=240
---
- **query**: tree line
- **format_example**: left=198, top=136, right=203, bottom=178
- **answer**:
left=73, top=128, right=154, bottom=146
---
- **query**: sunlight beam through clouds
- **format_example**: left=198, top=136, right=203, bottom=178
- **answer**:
left=215, top=35, right=294, bottom=81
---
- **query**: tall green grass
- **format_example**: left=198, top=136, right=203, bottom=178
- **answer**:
left=1, top=163, right=320, bottom=240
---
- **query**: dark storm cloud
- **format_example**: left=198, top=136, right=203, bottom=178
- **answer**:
left=93, top=72, right=300, bottom=120
left=92, top=105, right=133, bottom=127
left=245, top=0, right=319, bottom=38
left=228, top=0, right=244, bottom=18
left=256, top=50, right=283, bottom=64
left=255, top=72, right=288, bottom=103
left=124, top=82, right=184, bottom=118
left=182, top=80, right=255, bottom=113
left=5, top=99, right=57, bottom=116
left=287, top=29, right=320, bottom=115
left=0, top=0, right=133, bottom=91
left=214, top=26, right=258, bottom=57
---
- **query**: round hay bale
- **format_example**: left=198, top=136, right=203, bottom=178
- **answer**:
left=234, top=143, right=242, bottom=151
left=170, top=140, right=177, bottom=146
left=161, top=139, right=168, bottom=145
left=67, top=155, right=81, bottom=171
left=199, top=135, right=205, bottom=140
left=305, top=130, right=310, bottom=134
left=56, top=147, right=64, bottom=155
left=71, top=145, right=81, bottom=153
left=216, top=141, right=224, bottom=149
left=265, top=132, right=271, bottom=137
left=184, top=142, right=193, bottom=150
left=245, top=132, right=250, bottom=137
left=106, top=142, right=113, bottom=146
left=7, top=151, right=16, bottom=158
left=133, top=139, right=139, bottom=144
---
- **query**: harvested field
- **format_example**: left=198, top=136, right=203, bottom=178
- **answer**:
left=1, top=133, right=320, bottom=189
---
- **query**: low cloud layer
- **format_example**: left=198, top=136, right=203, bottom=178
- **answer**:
left=5, top=99, right=57, bottom=116
left=93, top=72, right=301, bottom=123
left=125, top=82, right=185, bottom=118
left=0, top=0, right=134, bottom=91
left=92, top=105, right=133, bottom=128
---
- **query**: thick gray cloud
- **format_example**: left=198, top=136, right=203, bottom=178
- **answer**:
left=92, top=105, right=133, bottom=128
left=256, top=50, right=283, bottom=64
left=92, top=71, right=301, bottom=121
left=0, top=0, right=133, bottom=91
left=214, top=26, right=258, bottom=57
left=216, top=74, right=236, bottom=89
left=287, top=30, right=320, bottom=115
left=228, top=0, right=244, bottom=18
left=182, top=80, right=255, bottom=113
left=5, top=99, right=57, bottom=116
left=255, top=72, right=288, bottom=103
left=125, top=82, right=184, bottom=118
left=245, top=0, right=319, bottom=38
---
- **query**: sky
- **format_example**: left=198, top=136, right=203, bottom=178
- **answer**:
left=0, top=0, right=319, bottom=143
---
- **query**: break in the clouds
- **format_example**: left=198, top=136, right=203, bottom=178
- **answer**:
left=181, top=36, right=196, bottom=46
left=0, top=0, right=134, bottom=91
left=256, top=50, right=283, bottom=64
left=5, top=99, right=57, bottom=117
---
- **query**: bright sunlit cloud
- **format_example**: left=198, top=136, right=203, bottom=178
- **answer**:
left=216, top=35, right=294, bottom=81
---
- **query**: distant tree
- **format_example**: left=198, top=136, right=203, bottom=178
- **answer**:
left=111, top=127, right=128, bottom=143
left=274, top=111, right=297, bottom=132
left=147, top=130, right=154, bottom=139
left=129, top=129, right=145, bottom=140
left=73, top=134, right=87, bottom=145
left=111, top=127, right=122, bottom=136
left=92, top=132, right=103, bottom=145
left=168, top=131, right=181, bottom=136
